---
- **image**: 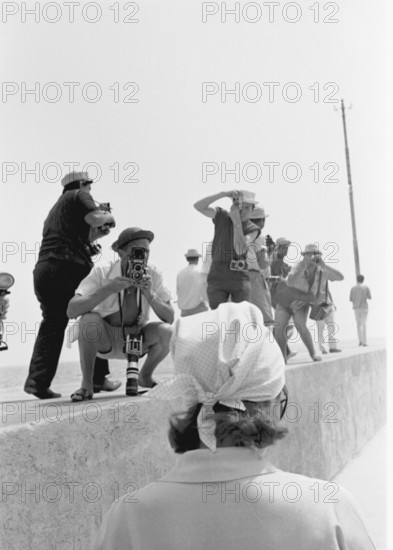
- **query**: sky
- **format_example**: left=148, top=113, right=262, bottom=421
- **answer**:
left=0, top=0, right=387, bottom=368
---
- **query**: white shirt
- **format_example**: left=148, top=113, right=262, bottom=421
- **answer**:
left=75, top=260, right=172, bottom=325
left=93, top=447, right=375, bottom=550
left=247, top=234, right=270, bottom=276
left=176, top=264, right=206, bottom=310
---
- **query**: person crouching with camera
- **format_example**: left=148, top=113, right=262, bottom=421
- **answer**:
left=67, top=227, right=174, bottom=401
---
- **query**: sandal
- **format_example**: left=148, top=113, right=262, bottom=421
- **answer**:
left=71, top=388, right=93, bottom=402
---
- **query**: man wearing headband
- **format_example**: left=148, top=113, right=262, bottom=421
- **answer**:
left=67, top=227, right=174, bottom=401
left=93, top=302, right=374, bottom=550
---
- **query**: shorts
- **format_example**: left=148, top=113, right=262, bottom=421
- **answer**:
left=97, top=320, right=146, bottom=360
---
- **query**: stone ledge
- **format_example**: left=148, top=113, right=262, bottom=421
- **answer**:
left=0, top=348, right=386, bottom=550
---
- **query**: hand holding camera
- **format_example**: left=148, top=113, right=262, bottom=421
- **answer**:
left=125, top=248, right=148, bottom=283
left=231, top=190, right=243, bottom=209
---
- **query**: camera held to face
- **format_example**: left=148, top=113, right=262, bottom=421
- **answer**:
left=126, top=247, right=148, bottom=282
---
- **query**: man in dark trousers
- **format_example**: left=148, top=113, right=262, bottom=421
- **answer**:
left=24, top=171, right=117, bottom=399
left=194, top=190, right=260, bottom=309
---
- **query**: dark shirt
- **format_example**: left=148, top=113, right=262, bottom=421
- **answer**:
left=211, top=208, right=260, bottom=264
left=270, top=257, right=291, bottom=278
left=38, top=189, right=98, bottom=266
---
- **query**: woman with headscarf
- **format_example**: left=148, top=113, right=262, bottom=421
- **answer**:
left=93, top=302, right=375, bottom=550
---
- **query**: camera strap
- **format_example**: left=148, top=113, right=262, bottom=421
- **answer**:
left=117, top=289, right=143, bottom=342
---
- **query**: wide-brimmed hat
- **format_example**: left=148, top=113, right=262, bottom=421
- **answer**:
left=61, top=171, right=93, bottom=187
left=185, top=248, right=201, bottom=258
left=276, top=237, right=291, bottom=246
left=236, top=190, right=258, bottom=205
left=112, top=227, right=154, bottom=252
left=250, top=205, right=269, bottom=219
left=301, top=243, right=322, bottom=255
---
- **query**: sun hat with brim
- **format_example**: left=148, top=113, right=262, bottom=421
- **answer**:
left=185, top=249, right=201, bottom=258
left=301, top=244, right=322, bottom=255
left=112, top=227, right=155, bottom=252
left=61, top=171, right=93, bottom=187
left=276, top=237, right=291, bottom=246
left=237, top=190, right=258, bottom=205
left=250, top=205, right=269, bottom=219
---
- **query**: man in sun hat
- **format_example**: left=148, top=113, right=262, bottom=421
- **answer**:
left=194, top=190, right=260, bottom=309
left=176, top=248, right=209, bottom=317
left=67, top=227, right=174, bottom=401
left=24, top=170, right=116, bottom=399
left=274, top=243, right=344, bottom=362
left=93, top=301, right=375, bottom=550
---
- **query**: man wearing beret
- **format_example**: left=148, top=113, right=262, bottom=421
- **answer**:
left=24, top=171, right=116, bottom=399
left=67, top=227, right=174, bottom=401
left=194, top=190, right=260, bottom=309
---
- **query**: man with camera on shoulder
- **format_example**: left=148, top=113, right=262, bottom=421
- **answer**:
left=67, top=227, right=174, bottom=401
left=24, top=171, right=116, bottom=399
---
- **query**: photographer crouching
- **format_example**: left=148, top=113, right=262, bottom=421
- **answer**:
left=24, top=171, right=116, bottom=399
left=67, top=227, right=174, bottom=401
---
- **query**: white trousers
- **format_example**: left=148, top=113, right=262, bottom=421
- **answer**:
left=316, top=309, right=339, bottom=352
left=354, top=308, right=368, bottom=345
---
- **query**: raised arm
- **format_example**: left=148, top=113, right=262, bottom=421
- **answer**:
left=193, top=191, right=233, bottom=218
left=318, top=259, right=344, bottom=281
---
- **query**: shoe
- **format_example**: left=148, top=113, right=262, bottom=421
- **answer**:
left=329, top=349, right=342, bottom=353
left=312, top=355, right=322, bottom=362
left=321, top=350, right=328, bottom=355
left=138, top=379, right=158, bottom=389
left=286, top=351, right=297, bottom=360
left=93, top=378, right=122, bottom=393
left=24, top=383, right=61, bottom=399
left=71, top=388, right=93, bottom=402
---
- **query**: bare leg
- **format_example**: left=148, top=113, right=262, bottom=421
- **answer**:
left=317, top=319, right=327, bottom=353
left=139, top=322, right=172, bottom=387
left=293, top=306, right=319, bottom=360
left=273, top=305, right=292, bottom=362
left=76, top=313, right=111, bottom=395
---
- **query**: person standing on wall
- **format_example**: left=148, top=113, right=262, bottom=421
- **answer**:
left=24, top=171, right=117, bottom=399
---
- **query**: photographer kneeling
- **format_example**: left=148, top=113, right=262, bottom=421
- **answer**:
left=67, top=227, right=174, bottom=401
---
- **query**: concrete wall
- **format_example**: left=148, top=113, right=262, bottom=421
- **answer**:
left=0, top=348, right=386, bottom=550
